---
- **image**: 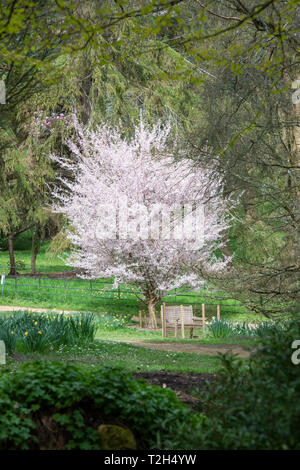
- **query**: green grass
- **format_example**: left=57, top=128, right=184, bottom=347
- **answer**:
left=95, top=325, right=258, bottom=346
left=0, top=242, right=70, bottom=271
left=0, top=243, right=270, bottom=323
left=3, top=339, right=223, bottom=374
left=0, top=310, right=254, bottom=374
left=0, top=271, right=264, bottom=321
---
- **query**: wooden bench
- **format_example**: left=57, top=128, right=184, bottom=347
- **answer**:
left=160, top=304, right=205, bottom=339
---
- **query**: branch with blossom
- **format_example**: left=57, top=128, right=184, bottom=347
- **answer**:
left=51, top=117, right=235, bottom=325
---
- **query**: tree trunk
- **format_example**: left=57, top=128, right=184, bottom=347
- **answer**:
left=146, top=296, right=158, bottom=329
left=7, top=234, right=16, bottom=276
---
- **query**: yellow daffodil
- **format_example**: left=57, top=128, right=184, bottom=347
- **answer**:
left=38, top=331, right=42, bottom=335
left=24, top=332, right=28, bottom=336
left=10, top=331, right=14, bottom=335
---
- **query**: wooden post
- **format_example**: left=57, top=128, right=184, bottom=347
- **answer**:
left=139, top=310, right=142, bottom=328
left=162, top=302, right=167, bottom=338
left=217, top=304, right=221, bottom=320
left=180, top=305, right=185, bottom=339
left=202, top=303, right=206, bottom=332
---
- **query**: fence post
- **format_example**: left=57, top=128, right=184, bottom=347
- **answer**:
left=162, top=302, right=167, bottom=338
left=202, top=303, right=206, bottom=332
left=14, top=266, right=17, bottom=295
left=38, top=269, right=41, bottom=294
left=139, top=310, right=142, bottom=328
left=217, top=304, right=221, bottom=320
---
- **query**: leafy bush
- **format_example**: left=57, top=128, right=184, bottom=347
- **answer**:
left=178, top=319, right=300, bottom=450
left=0, top=361, right=204, bottom=450
left=0, top=311, right=97, bottom=354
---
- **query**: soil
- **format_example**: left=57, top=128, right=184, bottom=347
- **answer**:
left=133, top=370, right=215, bottom=409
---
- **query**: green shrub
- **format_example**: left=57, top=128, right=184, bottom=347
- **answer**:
left=180, top=319, right=300, bottom=450
left=0, top=361, right=204, bottom=450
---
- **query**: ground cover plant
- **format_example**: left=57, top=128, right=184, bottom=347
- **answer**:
left=1, top=318, right=299, bottom=450
left=0, top=361, right=206, bottom=450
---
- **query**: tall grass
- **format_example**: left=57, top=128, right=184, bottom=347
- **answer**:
left=0, top=311, right=97, bottom=354
left=206, top=318, right=289, bottom=338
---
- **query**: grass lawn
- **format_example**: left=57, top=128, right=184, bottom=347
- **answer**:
left=0, top=309, right=255, bottom=374
left=0, top=240, right=271, bottom=323
left=0, top=271, right=266, bottom=323
left=3, top=340, right=224, bottom=374
left=95, top=324, right=259, bottom=347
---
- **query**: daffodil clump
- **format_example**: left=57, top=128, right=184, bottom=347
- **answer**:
left=0, top=310, right=97, bottom=354
left=98, top=312, right=132, bottom=330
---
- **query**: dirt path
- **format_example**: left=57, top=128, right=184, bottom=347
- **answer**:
left=118, top=340, right=254, bottom=358
left=0, top=305, right=79, bottom=314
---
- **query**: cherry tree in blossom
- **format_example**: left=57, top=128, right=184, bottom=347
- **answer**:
left=51, top=118, right=233, bottom=326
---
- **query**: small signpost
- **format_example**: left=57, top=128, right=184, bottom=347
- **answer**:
left=0, top=340, right=5, bottom=365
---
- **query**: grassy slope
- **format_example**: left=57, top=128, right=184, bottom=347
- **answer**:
left=0, top=241, right=267, bottom=322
